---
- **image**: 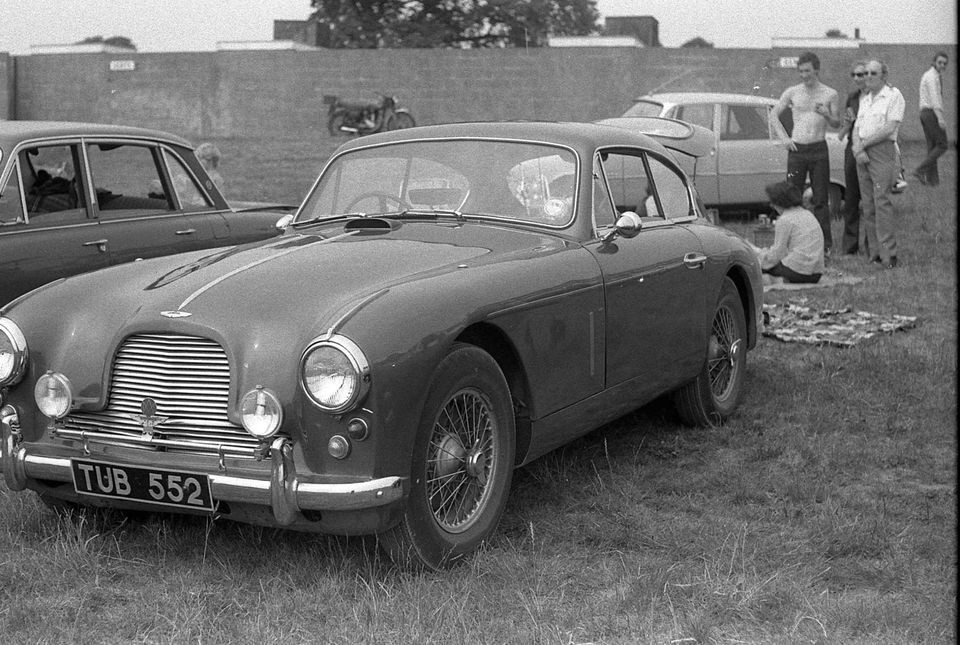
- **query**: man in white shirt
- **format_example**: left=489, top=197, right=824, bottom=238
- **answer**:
left=852, top=59, right=906, bottom=269
left=912, top=52, right=949, bottom=186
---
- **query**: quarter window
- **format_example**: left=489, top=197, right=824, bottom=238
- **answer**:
left=674, top=104, right=715, bottom=131
left=0, top=165, right=24, bottom=225
left=645, top=155, right=691, bottom=220
left=163, top=150, right=213, bottom=210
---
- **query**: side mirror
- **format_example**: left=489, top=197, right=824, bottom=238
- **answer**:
left=603, top=211, right=642, bottom=243
left=275, top=213, right=294, bottom=230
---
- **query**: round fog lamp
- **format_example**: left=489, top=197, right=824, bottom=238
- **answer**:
left=328, top=434, right=351, bottom=460
left=239, top=386, right=283, bottom=439
left=34, top=371, right=73, bottom=419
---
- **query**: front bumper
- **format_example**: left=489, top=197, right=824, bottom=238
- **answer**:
left=1, top=404, right=405, bottom=525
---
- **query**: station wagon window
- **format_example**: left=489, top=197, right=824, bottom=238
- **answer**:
left=597, top=150, right=661, bottom=220
left=18, top=144, right=88, bottom=225
left=0, top=165, right=24, bottom=225
left=645, top=155, right=692, bottom=220
left=720, top=104, right=769, bottom=140
left=85, top=142, right=172, bottom=215
left=162, top=149, right=213, bottom=210
left=672, top=104, right=715, bottom=132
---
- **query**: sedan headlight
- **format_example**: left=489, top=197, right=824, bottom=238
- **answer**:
left=0, top=318, right=28, bottom=387
left=239, top=386, right=283, bottom=439
left=35, top=371, right=73, bottom=419
left=300, top=335, right=370, bottom=413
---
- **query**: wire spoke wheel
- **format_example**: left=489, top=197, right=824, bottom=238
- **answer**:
left=426, top=388, right=496, bottom=534
left=707, top=304, right=743, bottom=402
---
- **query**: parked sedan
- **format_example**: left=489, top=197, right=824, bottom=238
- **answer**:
left=0, top=121, right=292, bottom=305
left=0, top=121, right=762, bottom=569
left=619, top=92, right=846, bottom=216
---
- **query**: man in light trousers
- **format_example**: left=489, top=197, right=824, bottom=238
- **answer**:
left=852, top=59, right=905, bottom=269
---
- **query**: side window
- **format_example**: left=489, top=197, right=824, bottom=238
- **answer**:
left=597, top=151, right=660, bottom=219
left=592, top=155, right=617, bottom=229
left=721, top=105, right=769, bottom=140
left=0, top=164, right=25, bottom=225
left=20, top=144, right=87, bottom=225
left=85, top=142, right=173, bottom=215
left=674, top=104, right=715, bottom=132
left=646, top=155, right=692, bottom=220
left=163, top=150, right=213, bottom=210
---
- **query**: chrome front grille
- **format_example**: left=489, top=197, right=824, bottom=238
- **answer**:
left=63, top=333, right=269, bottom=457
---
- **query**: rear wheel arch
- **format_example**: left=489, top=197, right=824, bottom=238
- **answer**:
left=723, top=265, right=758, bottom=347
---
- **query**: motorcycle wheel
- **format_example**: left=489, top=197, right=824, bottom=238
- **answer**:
left=327, top=113, right=347, bottom=136
left=390, top=112, right=416, bottom=130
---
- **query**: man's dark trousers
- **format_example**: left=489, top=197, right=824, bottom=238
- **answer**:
left=916, top=108, right=947, bottom=185
left=840, top=145, right=862, bottom=254
left=787, top=140, right=832, bottom=250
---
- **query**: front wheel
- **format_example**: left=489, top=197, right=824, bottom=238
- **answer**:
left=381, top=343, right=515, bottom=570
left=673, top=277, right=747, bottom=427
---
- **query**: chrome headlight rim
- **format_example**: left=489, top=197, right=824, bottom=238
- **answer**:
left=0, top=317, right=29, bottom=388
left=299, top=334, right=370, bottom=414
left=34, top=371, right=73, bottom=419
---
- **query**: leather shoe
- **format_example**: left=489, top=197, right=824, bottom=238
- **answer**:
left=884, top=257, right=898, bottom=269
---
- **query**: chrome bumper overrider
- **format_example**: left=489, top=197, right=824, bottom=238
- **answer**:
left=1, top=405, right=405, bottom=523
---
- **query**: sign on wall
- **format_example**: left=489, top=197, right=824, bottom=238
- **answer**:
left=109, top=60, right=136, bottom=72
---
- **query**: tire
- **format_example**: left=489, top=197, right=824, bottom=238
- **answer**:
left=673, top=277, right=747, bottom=427
left=391, top=112, right=416, bottom=130
left=381, top=343, right=515, bottom=570
left=828, top=183, right=843, bottom=220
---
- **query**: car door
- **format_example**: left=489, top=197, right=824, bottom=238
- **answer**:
left=667, top=102, right=720, bottom=205
left=717, top=103, right=785, bottom=204
left=81, top=139, right=218, bottom=266
left=585, top=148, right=708, bottom=394
left=0, top=142, right=110, bottom=305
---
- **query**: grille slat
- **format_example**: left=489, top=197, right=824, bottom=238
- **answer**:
left=64, top=333, right=274, bottom=457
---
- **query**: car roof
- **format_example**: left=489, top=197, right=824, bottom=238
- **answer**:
left=0, top=120, right=193, bottom=150
left=633, top=92, right=777, bottom=106
left=333, top=120, right=675, bottom=158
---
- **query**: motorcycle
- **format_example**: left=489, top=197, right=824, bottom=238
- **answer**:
left=324, top=93, right=416, bottom=136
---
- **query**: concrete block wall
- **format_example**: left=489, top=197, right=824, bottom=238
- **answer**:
left=8, top=44, right=955, bottom=143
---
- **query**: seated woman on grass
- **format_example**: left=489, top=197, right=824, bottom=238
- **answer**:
left=755, top=180, right=825, bottom=284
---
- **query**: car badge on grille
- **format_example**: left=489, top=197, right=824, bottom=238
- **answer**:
left=161, top=310, right=192, bottom=318
left=131, top=397, right=169, bottom=439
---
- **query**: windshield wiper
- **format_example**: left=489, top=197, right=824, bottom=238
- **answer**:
left=293, top=212, right=367, bottom=227
left=384, top=208, right=464, bottom=221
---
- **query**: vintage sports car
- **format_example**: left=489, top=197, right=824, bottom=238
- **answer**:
left=617, top=92, right=847, bottom=217
left=0, top=121, right=762, bottom=569
left=0, top=121, right=292, bottom=305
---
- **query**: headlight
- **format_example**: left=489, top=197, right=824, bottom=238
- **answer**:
left=300, top=335, right=370, bottom=413
left=239, top=386, right=283, bottom=439
left=0, top=318, right=28, bottom=387
left=34, top=371, right=73, bottom=419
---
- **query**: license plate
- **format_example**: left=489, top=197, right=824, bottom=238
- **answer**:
left=71, top=459, right=214, bottom=511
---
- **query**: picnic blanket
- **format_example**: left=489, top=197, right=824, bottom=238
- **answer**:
left=762, top=301, right=918, bottom=347
left=763, top=273, right=864, bottom=292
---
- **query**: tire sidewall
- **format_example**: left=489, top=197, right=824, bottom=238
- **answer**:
left=395, top=344, right=515, bottom=569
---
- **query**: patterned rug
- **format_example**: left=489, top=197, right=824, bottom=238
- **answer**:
left=762, top=301, right=919, bottom=347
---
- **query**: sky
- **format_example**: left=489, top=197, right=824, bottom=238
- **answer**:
left=0, top=0, right=955, bottom=54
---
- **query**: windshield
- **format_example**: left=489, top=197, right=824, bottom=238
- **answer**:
left=622, top=100, right=665, bottom=118
left=297, top=139, right=578, bottom=227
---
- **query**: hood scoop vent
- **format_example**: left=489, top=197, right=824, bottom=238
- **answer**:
left=344, top=217, right=401, bottom=234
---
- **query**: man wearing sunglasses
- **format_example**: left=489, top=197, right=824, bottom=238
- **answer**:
left=852, top=59, right=905, bottom=269
left=774, top=52, right=841, bottom=255
left=913, top=52, right=950, bottom=186
left=838, top=61, right=869, bottom=255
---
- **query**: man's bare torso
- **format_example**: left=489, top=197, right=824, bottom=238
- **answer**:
left=784, top=83, right=839, bottom=144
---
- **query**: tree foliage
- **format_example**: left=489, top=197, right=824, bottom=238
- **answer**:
left=76, top=35, right=137, bottom=50
left=309, top=0, right=599, bottom=48
left=825, top=28, right=848, bottom=38
left=680, top=36, right=714, bottom=48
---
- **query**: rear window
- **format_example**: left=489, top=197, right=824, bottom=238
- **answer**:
left=622, top=100, right=665, bottom=118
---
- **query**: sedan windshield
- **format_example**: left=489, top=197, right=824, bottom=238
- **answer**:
left=297, top=139, right=578, bottom=227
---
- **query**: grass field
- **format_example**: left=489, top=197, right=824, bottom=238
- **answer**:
left=0, top=139, right=954, bottom=644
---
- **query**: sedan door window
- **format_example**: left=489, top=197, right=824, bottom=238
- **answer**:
left=162, top=149, right=213, bottom=210
left=721, top=105, right=769, bottom=141
left=21, top=144, right=87, bottom=224
left=597, top=151, right=661, bottom=220
left=85, top=142, right=172, bottom=215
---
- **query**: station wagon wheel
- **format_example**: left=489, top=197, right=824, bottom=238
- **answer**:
left=381, top=343, right=515, bottom=570
left=673, top=277, right=747, bottom=427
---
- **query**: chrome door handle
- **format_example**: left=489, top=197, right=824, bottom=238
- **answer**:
left=82, top=239, right=109, bottom=253
left=683, top=252, right=707, bottom=269
left=176, top=228, right=197, bottom=235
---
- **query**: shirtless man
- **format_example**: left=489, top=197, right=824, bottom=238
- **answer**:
left=774, top=52, right=841, bottom=253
